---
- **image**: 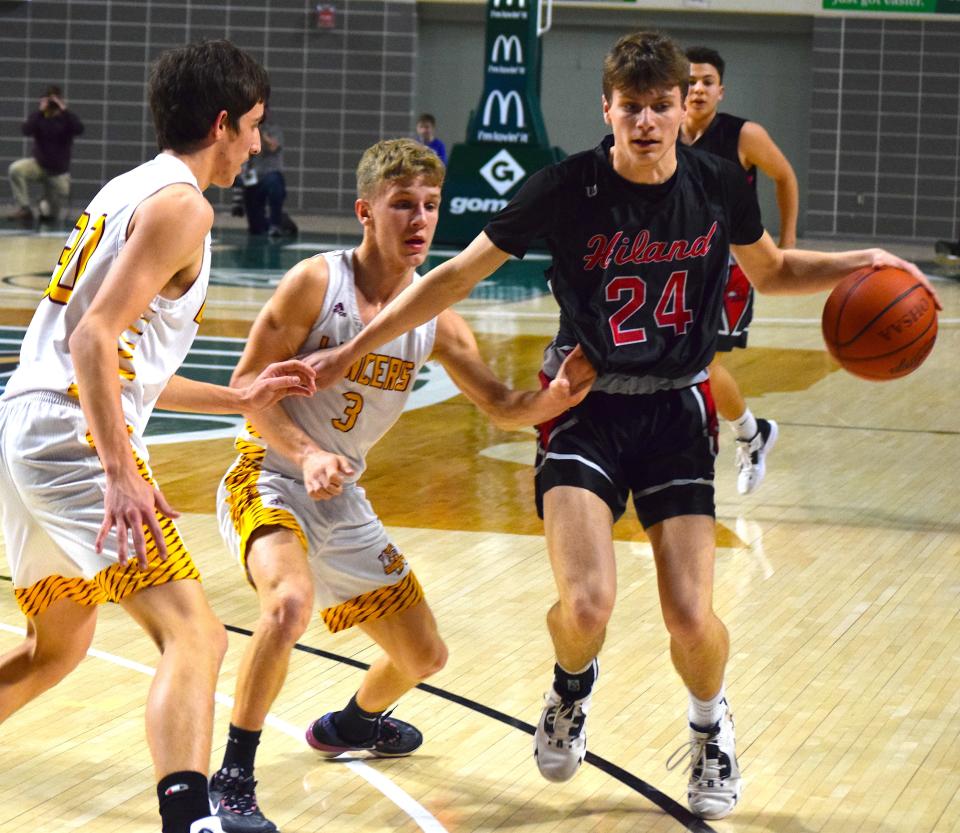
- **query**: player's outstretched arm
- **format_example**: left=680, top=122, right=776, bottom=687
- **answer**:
left=305, top=232, right=512, bottom=388
left=157, top=362, right=316, bottom=415
left=732, top=232, right=943, bottom=308
left=431, top=310, right=595, bottom=430
left=740, top=121, right=799, bottom=248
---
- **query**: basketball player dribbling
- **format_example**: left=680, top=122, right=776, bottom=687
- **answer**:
left=207, top=139, right=594, bottom=833
left=681, top=46, right=801, bottom=494
left=301, top=31, right=940, bottom=820
left=0, top=41, right=315, bottom=833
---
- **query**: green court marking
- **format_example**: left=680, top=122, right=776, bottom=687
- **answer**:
left=0, top=328, right=452, bottom=443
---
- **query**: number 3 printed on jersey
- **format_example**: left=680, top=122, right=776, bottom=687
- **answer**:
left=332, top=391, right=364, bottom=432
left=43, top=211, right=107, bottom=305
left=606, top=270, right=693, bottom=345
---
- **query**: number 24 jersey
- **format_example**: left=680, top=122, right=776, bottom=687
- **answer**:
left=484, top=137, right=764, bottom=384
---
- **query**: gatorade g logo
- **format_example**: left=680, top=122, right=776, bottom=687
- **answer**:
left=480, top=149, right=526, bottom=196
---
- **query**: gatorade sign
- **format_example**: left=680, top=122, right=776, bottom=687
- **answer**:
left=437, top=0, right=564, bottom=244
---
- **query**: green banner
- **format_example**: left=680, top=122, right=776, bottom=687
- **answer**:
left=436, top=0, right=565, bottom=245
left=823, top=0, right=960, bottom=12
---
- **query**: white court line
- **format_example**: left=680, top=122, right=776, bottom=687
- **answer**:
left=0, top=622, right=448, bottom=833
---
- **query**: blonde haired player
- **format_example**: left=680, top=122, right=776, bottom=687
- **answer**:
left=0, top=41, right=314, bottom=833
left=209, top=138, right=593, bottom=832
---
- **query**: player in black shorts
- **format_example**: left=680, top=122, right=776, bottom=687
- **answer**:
left=305, top=31, right=939, bottom=820
left=681, top=46, right=800, bottom=495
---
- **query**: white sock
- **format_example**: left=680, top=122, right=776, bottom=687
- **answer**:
left=688, top=684, right=727, bottom=729
left=729, top=409, right=758, bottom=442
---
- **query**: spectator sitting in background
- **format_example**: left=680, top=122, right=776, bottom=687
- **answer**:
left=8, top=85, right=84, bottom=226
left=240, top=110, right=292, bottom=238
left=415, top=113, right=446, bottom=164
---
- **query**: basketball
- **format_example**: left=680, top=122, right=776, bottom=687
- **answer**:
left=821, top=266, right=938, bottom=381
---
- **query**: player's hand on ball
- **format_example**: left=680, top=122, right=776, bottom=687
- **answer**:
left=303, top=450, right=354, bottom=500
left=864, top=249, right=942, bottom=310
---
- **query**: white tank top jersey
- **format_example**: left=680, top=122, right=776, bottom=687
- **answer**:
left=3, top=153, right=211, bottom=444
left=240, top=249, right=437, bottom=483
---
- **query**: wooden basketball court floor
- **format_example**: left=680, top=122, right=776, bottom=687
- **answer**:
left=0, top=226, right=958, bottom=833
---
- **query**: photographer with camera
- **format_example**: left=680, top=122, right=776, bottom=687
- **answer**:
left=7, top=85, right=84, bottom=226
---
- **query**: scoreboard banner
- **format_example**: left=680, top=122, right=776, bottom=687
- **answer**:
left=822, top=0, right=960, bottom=12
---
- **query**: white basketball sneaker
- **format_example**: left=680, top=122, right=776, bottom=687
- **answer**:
left=735, top=418, right=778, bottom=495
left=668, top=702, right=742, bottom=819
left=190, top=816, right=225, bottom=833
left=534, top=687, right=592, bottom=782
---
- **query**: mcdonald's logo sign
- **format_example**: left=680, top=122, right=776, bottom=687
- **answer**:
left=491, top=34, right=523, bottom=64
left=482, top=89, right=525, bottom=128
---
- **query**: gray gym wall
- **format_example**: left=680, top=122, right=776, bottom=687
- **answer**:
left=2, top=2, right=957, bottom=242
left=807, top=16, right=960, bottom=243
left=416, top=5, right=813, bottom=242
left=0, top=0, right=418, bottom=216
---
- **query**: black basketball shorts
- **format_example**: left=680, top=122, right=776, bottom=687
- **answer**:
left=534, top=382, right=719, bottom=529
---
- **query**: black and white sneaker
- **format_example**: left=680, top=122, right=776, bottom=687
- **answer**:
left=735, top=418, right=778, bottom=495
left=208, top=767, right=278, bottom=833
left=533, top=688, right=592, bottom=782
left=667, top=703, right=742, bottom=820
left=305, top=711, right=423, bottom=758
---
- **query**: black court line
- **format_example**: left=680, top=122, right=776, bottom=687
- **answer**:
left=224, top=622, right=718, bottom=833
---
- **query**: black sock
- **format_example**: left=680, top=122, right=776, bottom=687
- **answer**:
left=553, top=659, right=597, bottom=701
left=157, top=770, right=210, bottom=833
left=219, top=723, right=262, bottom=775
left=333, top=693, right=382, bottom=744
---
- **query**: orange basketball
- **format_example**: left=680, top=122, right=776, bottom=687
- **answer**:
left=821, top=266, right=937, bottom=381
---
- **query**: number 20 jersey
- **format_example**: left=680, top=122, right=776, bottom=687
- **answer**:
left=3, top=153, right=210, bottom=442
left=484, top=137, right=764, bottom=387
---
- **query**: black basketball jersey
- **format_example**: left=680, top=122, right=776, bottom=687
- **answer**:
left=484, top=135, right=763, bottom=382
left=687, top=112, right=756, bottom=192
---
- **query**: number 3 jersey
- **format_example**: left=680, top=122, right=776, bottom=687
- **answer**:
left=236, top=249, right=437, bottom=484
left=484, top=136, right=764, bottom=393
left=2, top=153, right=210, bottom=443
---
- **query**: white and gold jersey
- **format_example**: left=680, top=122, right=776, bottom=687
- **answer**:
left=239, top=248, right=437, bottom=482
left=3, top=153, right=211, bottom=445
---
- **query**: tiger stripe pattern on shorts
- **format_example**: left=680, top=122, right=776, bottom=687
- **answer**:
left=321, top=570, right=424, bottom=633
left=223, top=436, right=308, bottom=573
left=14, top=449, right=199, bottom=618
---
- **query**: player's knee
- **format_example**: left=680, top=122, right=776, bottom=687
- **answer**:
left=261, top=589, right=313, bottom=644
left=662, top=603, right=713, bottom=646
left=397, top=635, right=448, bottom=681
left=30, top=634, right=91, bottom=688
left=564, top=592, right=614, bottom=638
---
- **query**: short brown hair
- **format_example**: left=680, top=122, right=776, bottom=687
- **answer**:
left=602, top=31, right=690, bottom=101
left=356, top=138, right=445, bottom=200
left=149, top=39, right=270, bottom=153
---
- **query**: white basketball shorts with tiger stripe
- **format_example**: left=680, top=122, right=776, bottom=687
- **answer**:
left=217, top=447, right=423, bottom=633
left=0, top=392, right=200, bottom=618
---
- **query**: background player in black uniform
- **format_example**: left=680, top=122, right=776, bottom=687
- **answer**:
left=681, top=46, right=800, bottom=495
left=304, top=31, right=939, bottom=821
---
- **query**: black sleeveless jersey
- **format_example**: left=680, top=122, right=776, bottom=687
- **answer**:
left=484, top=135, right=763, bottom=380
left=688, top=112, right=756, bottom=192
